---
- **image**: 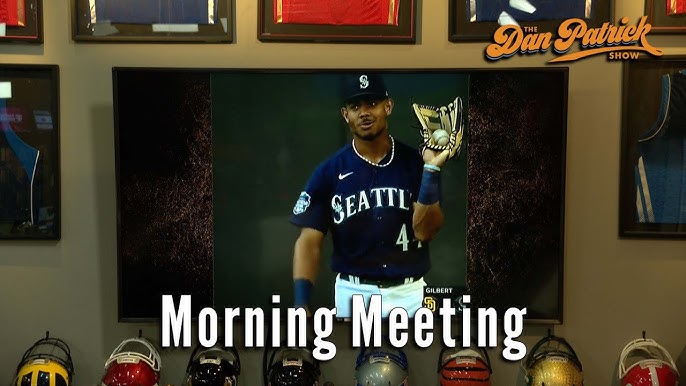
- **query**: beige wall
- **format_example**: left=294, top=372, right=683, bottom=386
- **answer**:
left=1, top=1, right=685, bottom=385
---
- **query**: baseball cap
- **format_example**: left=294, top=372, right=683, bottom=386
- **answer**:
left=342, top=73, right=389, bottom=103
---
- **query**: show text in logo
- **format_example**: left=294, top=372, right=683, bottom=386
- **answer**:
left=485, top=16, right=663, bottom=63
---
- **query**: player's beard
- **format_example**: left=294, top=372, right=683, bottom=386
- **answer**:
left=355, top=130, right=382, bottom=141
left=353, top=122, right=387, bottom=142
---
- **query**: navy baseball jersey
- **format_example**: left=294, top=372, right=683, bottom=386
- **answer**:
left=94, top=0, right=217, bottom=24
left=290, top=138, right=430, bottom=279
left=475, top=0, right=588, bottom=22
left=635, top=70, right=686, bottom=224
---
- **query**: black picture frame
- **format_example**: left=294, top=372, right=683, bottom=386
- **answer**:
left=449, top=0, right=613, bottom=42
left=0, top=64, right=60, bottom=240
left=0, top=0, right=43, bottom=44
left=71, top=0, right=233, bottom=43
left=619, top=55, right=686, bottom=238
left=112, top=67, right=568, bottom=324
left=645, top=0, right=686, bottom=34
left=258, top=0, right=416, bottom=43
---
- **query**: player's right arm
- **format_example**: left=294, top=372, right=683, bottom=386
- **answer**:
left=290, top=161, right=331, bottom=311
left=293, top=227, right=325, bottom=311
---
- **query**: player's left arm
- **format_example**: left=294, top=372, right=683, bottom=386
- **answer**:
left=412, top=202, right=444, bottom=241
left=412, top=148, right=450, bottom=241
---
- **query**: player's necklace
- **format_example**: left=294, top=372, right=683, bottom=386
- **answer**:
left=352, top=135, right=395, bottom=167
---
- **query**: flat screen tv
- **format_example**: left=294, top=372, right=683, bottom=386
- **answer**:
left=113, top=68, right=568, bottom=323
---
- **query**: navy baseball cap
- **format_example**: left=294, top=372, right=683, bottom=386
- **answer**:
left=342, top=74, right=389, bottom=103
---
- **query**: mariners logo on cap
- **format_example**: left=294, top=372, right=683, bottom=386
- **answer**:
left=359, top=75, right=369, bottom=89
left=293, top=191, right=311, bottom=215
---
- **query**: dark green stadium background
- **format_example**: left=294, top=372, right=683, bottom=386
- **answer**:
left=211, top=71, right=469, bottom=313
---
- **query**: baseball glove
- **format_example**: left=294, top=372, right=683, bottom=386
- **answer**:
left=412, top=96, right=465, bottom=160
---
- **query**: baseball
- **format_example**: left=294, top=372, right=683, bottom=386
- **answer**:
left=432, top=129, right=449, bottom=146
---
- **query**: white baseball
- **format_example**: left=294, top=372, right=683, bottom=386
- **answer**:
left=432, top=129, right=449, bottom=146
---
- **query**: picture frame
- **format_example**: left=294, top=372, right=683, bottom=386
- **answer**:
left=258, top=0, right=416, bottom=43
left=619, top=55, right=686, bottom=238
left=0, top=0, right=43, bottom=44
left=71, top=0, right=232, bottom=43
left=449, top=0, right=613, bottom=42
left=645, top=0, right=686, bottom=34
left=0, top=64, right=60, bottom=240
left=113, top=67, right=567, bottom=324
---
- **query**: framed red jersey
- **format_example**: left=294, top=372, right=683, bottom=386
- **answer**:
left=259, top=0, right=416, bottom=43
left=667, top=0, right=686, bottom=14
left=0, top=0, right=40, bottom=43
left=274, top=0, right=400, bottom=26
left=0, top=0, right=25, bottom=26
left=646, top=0, right=686, bottom=33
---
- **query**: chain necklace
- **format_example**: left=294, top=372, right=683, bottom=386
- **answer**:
left=352, top=135, right=395, bottom=167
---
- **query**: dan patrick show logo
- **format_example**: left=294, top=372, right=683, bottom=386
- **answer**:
left=485, top=16, right=663, bottom=63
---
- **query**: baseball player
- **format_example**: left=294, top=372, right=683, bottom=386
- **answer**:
left=290, top=73, right=451, bottom=318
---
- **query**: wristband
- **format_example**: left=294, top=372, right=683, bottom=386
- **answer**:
left=417, top=168, right=441, bottom=205
left=423, top=163, right=441, bottom=172
left=294, top=278, right=313, bottom=307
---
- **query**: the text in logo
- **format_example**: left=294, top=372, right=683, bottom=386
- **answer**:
left=485, top=16, right=663, bottom=63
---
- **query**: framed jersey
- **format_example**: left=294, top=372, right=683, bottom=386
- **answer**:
left=113, top=67, right=568, bottom=323
left=619, top=55, right=686, bottom=238
left=0, top=0, right=42, bottom=43
left=258, top=0, right=416, bottom=43
left=0, top=64, right=60, bottom=240
left=449, top=0, right=612, bottom=42
left=71, top=0, right=232, bottom=42
left=645, top=0, right=686, bottom=34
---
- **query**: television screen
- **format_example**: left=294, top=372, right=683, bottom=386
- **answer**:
left=113, top=68, right=567, bottom=323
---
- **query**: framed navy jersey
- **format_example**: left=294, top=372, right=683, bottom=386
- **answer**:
left=450, top=0, right=611, bottom=42
left=473, top=0, right=590, bottom=23
left=91, top=0, right=218, bottom=24
left=72, top=0, right=231, bottom=42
